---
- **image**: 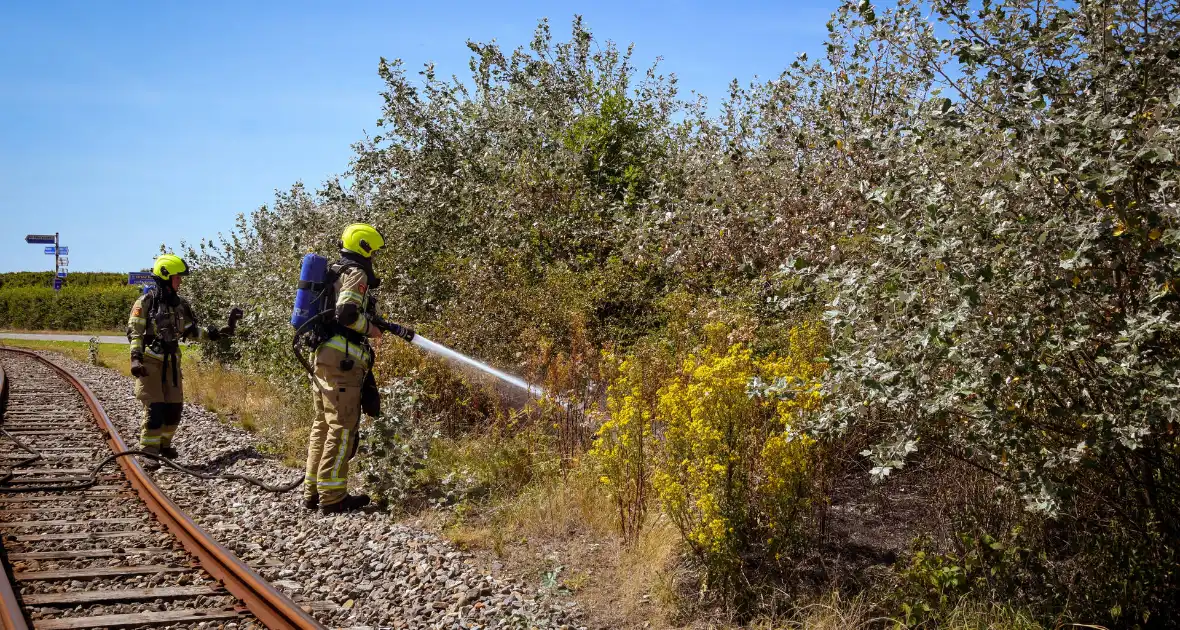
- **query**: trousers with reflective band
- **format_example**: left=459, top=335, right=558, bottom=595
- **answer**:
left=132, top=356, right=185, bottom=451
left=140, top=402, right=183, bottom=452
left=304, top=343, right=366, bottom=505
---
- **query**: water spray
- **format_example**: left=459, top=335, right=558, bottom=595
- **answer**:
left=409, top=335, right=554, bottom=403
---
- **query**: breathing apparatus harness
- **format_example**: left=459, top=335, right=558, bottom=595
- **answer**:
left=137, top=281, right=192, bottom=388
left=291, top=252, right=414, bottom=372
left=130, top=280, right=243, bottom=385
left=290, top=251, right=415, bottom=421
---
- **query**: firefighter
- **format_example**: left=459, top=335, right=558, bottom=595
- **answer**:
left=127, top=254, right=241, bottom=470
left=303, top=223, right=414, bottom=513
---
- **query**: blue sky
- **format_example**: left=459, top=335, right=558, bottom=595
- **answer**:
left=0, top=0, right=839, bottom=274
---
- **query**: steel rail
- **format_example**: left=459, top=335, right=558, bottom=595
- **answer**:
left=0, top=359, right=31, bottom=630
left=0, top=347, right=324, bottom=630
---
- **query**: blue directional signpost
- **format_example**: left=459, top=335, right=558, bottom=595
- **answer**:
left=128, top=271, right=155, bottom=293
left=25, top=232, right=66, bottom=292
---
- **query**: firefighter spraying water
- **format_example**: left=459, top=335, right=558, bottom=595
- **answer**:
left=290, top=229, right=554, bottom=406
left=290, top=223, right=554, bottom=513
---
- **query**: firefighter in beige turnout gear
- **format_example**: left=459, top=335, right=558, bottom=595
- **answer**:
left=303, top=223, right=414, bottom=513
left=127, top=254, right=241, bottom=470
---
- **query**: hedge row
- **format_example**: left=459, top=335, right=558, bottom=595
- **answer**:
left=0, top=286, right=140, bottom=331
left=0, top=272, right=133, bottom=290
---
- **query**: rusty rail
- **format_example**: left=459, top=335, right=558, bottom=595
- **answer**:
left=0, top=359, right=31, bottom=630
left=0, top=347, right=324, bottom=630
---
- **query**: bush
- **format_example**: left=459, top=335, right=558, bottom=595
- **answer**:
left=892, top=528, right=1046, bottom=627
left=588, top=344, right=669, bottom=543
left=0, top=271, right=130, bottom=290
left=778, top=0, right=1180, bottom=624
left=357, top=377, right=438, bottom=507
left=0, top=286, right=139, bottom=331
left=169, top=3, right=1180, bottom=624
left=653, top=323, right=825, bottom=612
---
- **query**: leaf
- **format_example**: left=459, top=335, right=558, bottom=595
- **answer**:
left=1136, top=147, right=1174, bottom=164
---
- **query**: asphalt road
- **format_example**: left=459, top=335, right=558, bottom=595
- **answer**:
left=0, top=332, right=125, bottom=344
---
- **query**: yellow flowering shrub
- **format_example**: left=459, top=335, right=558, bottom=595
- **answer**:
left=587, top=344, right=670, bottom=543
left=652, top=322, right=825, bottom=598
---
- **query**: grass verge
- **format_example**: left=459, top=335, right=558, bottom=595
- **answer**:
left=0, top=338, right=130, bottom=375
left=419, top=433, right=684, bottom=628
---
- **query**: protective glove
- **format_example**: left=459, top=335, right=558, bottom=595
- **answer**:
left=372, top=314, right=415, bottom=343
left=222, top=307, right=244, bottom=336
left=360, top=371, right=381, bottom=419
left=207, top=308, right=244, bottom=340
left=388, top=323, right=415, bottom=343
left=130, top=355, right=148, bottom=378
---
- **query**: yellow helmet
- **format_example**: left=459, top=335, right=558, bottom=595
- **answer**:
left=152, top=254, right=189, bottom=280
left=341, top=223, right=385, bottom=258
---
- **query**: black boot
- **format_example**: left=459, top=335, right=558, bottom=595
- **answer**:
left=140, top=447, right=161, bottom=471
left=303, top=495, right=319, bottom=510
left=320, top=494, right=371, bottom=513
left=161, top=447, right=179, bottom=459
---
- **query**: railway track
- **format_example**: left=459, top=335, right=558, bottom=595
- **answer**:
left=0, top=348, right=324, bottom=630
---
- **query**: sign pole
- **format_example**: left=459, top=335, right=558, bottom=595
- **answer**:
left=24, top=234, right=66, bottom=291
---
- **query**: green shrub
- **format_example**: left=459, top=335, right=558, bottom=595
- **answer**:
left=0, top=271, right=130, bottom=290
left=783, top=0, right=1180, bottom=624
left=0, top=286, right=139, bottom=331
left=357, top=377, right=438, bottom=508
left=892, top=529, right=1046, bottom=627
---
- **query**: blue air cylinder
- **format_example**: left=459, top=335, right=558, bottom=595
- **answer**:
left=291, top=253, right=329, bottom=328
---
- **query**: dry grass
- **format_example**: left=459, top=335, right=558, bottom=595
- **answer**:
left=181, top=360, right=311, bottom=464
left=436, top=465, right=683, bottom=629
left=741, top=595, right=1055, bottom=630
left=0, top=338, right=129, bottom=375
left=750, top=594, right=886, bottom=630
left=496, top=467, right=617, bottom=540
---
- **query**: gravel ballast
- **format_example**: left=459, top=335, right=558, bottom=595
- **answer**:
left=32, top=351, right=584, bottom=630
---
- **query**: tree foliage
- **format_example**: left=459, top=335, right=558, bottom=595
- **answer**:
left=181, top=5, right=1180, bottom=624
left=778, top=0, right=1180, bottom=623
